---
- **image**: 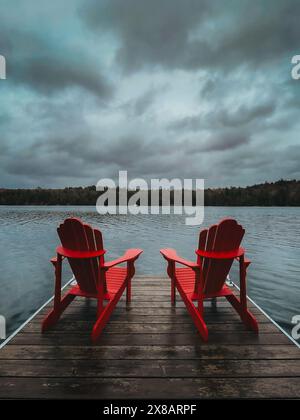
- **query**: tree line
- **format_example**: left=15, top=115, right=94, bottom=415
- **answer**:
left=0, top=180, right=299, bottom=206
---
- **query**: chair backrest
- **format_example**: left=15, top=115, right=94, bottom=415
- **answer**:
left=197, top=218, right=245, bottom=295
left=57, top=217, right=104, bottom=294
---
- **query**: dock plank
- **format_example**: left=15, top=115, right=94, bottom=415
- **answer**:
left=9, top=332, right=291, bottom=346
left=1, top=359, right=299, bottom=378
left=0, top=276, right=299, bottom=399
left=1, top=344, right=299, bottom=360
left=0, top=377, right=299, bottom=399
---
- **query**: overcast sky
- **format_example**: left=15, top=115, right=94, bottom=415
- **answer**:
left=0, top=0, right=299, bottom=188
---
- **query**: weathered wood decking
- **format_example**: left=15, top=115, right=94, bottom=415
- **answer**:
left=0, top=276, right=299, bottom=399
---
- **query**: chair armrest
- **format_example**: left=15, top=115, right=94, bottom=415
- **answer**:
left=235, top=255, right=251, bottom=268
left=160, top=248, right=199, bottom=269
left=196, top=247, right=245, bottom=260
left=244, top=257, right=251, bottom=267
left=50, top=257, right=58, bottom=267
left=104, top=249, right=143, bottom=269
left=56, top=246, right=106, bottom=259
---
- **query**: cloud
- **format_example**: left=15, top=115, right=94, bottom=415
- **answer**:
left=15, top=54, right=112, bottom=98
left=0, top=25, right=112, bottom=98
left=131, top=89, right=157, bottom=116
left=81, top=0, right=300, bottom=74
left=119, top=86, right=164, bottom=118
left=202, top=132, right=251, bottom=152
left=218, top=101, right=276, bottom=127
left=0, top=0, right=299, bottom=188
left=167, top=98, right=277, bottom=133
left=81, top=0, right=211, bottom=73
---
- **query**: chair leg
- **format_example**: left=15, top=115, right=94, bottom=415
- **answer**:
left=166, top=261, right=176, bottom=306
left=211, top=297, right=217, bottom=310
left=92, top=303, right=112, bottom=343
left=97, top=295, right=104, bottom=318
left=91, top=276, right=129, bottom=343
left=226, top=294, right=259, bottom=333
left=126, top=278, right=131, bottom=304
left=42, top=292, right=75, bottom=332
left=92, top=294, right=120, bottom=343
left=171, top=278, right=176, bottom=306
left=191, top=305, right=208, bottom=341
left=175, top=282, right=208, bottom=341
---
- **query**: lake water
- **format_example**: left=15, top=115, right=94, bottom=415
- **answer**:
left=0, top=206, right=299, bottom=343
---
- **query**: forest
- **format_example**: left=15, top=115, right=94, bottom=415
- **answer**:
left=0, top=180, right=299, bottom=206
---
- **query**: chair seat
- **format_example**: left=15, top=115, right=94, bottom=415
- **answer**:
left=175, top=267, right=195, bottom=294
left=106, top=267, right=128, bottom=294
left=175, top=267, right=232, bottom=299
left=69, top=267, right=128, bottom=299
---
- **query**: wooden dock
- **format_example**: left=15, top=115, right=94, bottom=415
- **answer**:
left=0, top=276, right=299, bottom=399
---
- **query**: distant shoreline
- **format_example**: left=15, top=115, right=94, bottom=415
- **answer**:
left=0, top=180, right=299, bottom=206
left=1, top=204, right=299, bottom=207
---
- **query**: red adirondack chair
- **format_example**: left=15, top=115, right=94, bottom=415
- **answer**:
left=42, top=217, right=143, bottom=342
left=160, top=218, right=259, bottom=341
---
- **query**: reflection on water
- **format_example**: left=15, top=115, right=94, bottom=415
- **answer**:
left=0, top=206, right=299, bottom=342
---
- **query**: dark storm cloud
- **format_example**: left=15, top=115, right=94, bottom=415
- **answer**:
left=200, top=79, right=216, bottom=98
left=81, top=0, right=211, bottom=73
left=81, top=0, right=209, bottom=71
left=167, top=98, right=276, bottom=133
left=217, top=143, right=300, bottom=183
left=4, top=131, right=160, bottom=180
left=119, top=89, right=158, bottom=118
left=0, top=0, right=299, bottom=188
left=15, top=54, right=112, bottom=98
left=1, top=26, right=112, bottom=98
left=167, top=115, right=203, bottom=132
left=81, top=0, right=300, bottom=73
left=132, top=89, right=157, bottom=117
left=202, top=132, right=251, bottom=152
left=218, top=101, right=276, bottom=127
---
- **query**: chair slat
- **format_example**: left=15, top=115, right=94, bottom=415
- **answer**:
left=58, top=218, right=104, bottom=294
left=202, top=219, right=244, bottom=294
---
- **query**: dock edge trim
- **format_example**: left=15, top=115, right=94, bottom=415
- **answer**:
left=232, top=282, right=300, bottom=349
left=0, top=277, right=75, bottom=349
